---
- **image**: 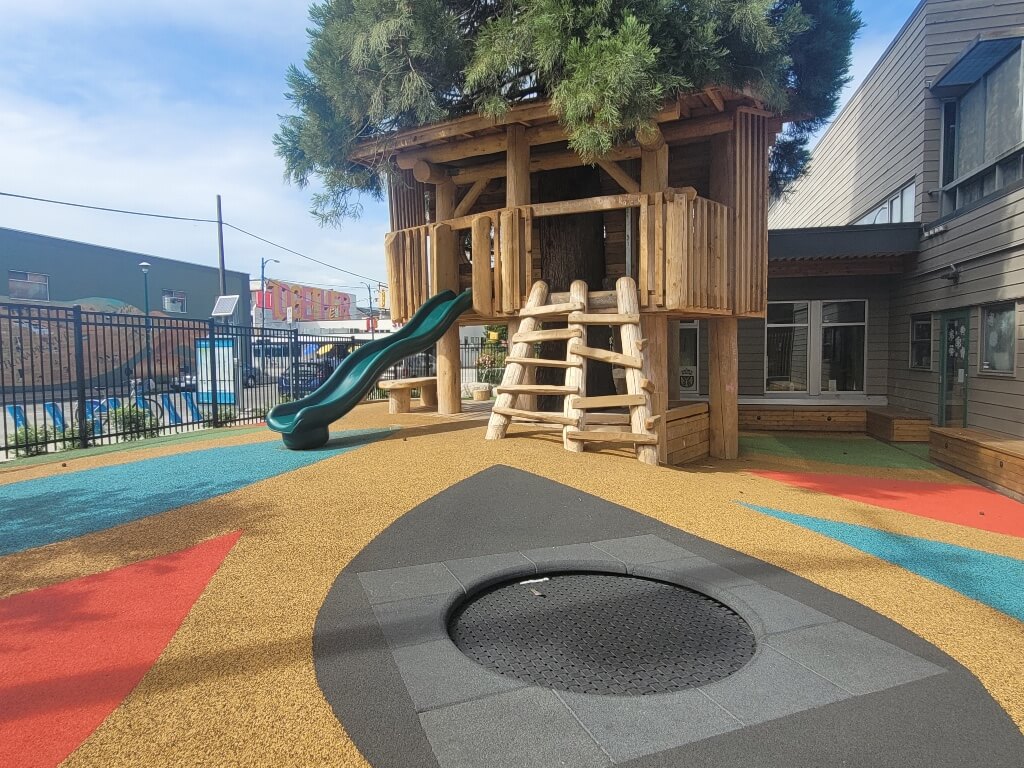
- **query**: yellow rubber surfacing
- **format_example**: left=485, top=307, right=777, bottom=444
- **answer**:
left=0, top=403, right=1019, bottom=765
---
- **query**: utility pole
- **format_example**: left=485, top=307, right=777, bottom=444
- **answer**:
left=259, top=257, right=279, bottom=373
left=216, top=194, right=227, bottom=298
left=360, top=282, right=375, bottom=339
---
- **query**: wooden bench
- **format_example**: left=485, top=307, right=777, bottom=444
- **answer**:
left=378, top=377, right=437, bottom=414
left=865, top=407, right=932, bottom=443
left=930, top=427, right=1024, bottom=497
left=739, top=404, right=866, bottom=432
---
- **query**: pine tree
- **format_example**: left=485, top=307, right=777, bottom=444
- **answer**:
left=275, top=0, right=861, bottom=223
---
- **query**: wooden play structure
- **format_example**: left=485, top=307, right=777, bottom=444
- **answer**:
left=360, top=88, right=779, bottom=466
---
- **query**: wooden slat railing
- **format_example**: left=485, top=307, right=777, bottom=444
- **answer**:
left=385, top=188, right=757, bottom=321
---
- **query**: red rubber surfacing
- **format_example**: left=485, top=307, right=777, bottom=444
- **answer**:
left=0, top=531, right=242, bottom=768
left=752, top=471, right=1024, bottom=538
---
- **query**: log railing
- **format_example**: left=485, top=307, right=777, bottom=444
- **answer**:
left=384, top=188, right=752, bottom=323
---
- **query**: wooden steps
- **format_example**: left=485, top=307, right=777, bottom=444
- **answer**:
left=485, top=277, right=658, bottom=465
left=569, top=344, right=643, bottom=369
left=565, top=430, right=659, bottom=445
left=930, top=427, right=1024, bottom=496
left=865, top=407, right=931, bottom=443
left=504, top=356, right=577, bottom=368
left=573, top=394, right=647, bottom=410
left=510, top=327, right=583, bottom=344
left=492, top=406, right=579, bottom=426
left=496, top=384, right=579, bottom=396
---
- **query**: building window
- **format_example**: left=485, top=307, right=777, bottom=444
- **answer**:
left=8, top=271, right=49, bottom=301
left=853, top=182, right=916, bottom=224
left=162, top=290, right=187, bottom=313
left=765, top=302, right=809, bottom=392
left=821, top=301, right=866, bottom=392
left=910, top=314, right=932, bottom=370
left=939, top=43, right=1024, bottom=214
left=980, top=302, right=1017, bottom=374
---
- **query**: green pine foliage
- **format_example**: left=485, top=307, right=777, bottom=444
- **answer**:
left=276, top=0, right=861, bottom=222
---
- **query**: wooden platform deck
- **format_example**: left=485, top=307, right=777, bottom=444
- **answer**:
left=865, top=407, right=933, bottom=443
left=739, top=404, right=866, bottom=433
left=930, top=427, right=1024, bottom=497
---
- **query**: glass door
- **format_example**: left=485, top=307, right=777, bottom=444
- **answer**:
left=939, top=310, right=970, bottom=427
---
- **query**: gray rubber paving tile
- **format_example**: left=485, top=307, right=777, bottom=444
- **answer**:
left=443, top=551, right=536, bottom=591
left=590, top=534, right=700, bottom=566
left=638, top=555, right=753, bottom=589
left=701, top=646, right=849, bottom=725
left=420, top=687, right=612, bottom=768
left=358, top=562, right=462, bottom=604
left=522, top=542, right=628, bottom=572
left=392, top=638, right=526, bottom=712
left=371, top=593, right=451, bottom=649
left=556, top=687, right=741, bottom=763
left=727, top=582, right=837, bottom=636
left=766, top=622, right=946, bottom=695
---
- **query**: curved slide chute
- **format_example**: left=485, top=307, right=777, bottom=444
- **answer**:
left=267, top=289, right=472, bottom=449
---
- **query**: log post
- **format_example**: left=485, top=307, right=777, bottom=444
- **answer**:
left=638, top=313, right=668, bottom=463
left=434, top=179, right=461, bottom=414
left=620, top=280, right=659, bottom=466
left=667, top=320, right=681, bottom=402
left=506, top=124, right=535, bottom=408
left=708, top=317, right=739, bottom=459
left=563, top=280, right=588, bottom=452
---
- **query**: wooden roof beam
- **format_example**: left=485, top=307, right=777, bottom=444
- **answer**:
left=412, top=159, right=451, bottom=184
left=596, top=159, right=639, bottom=194
left=704, top=88, right=726, bottom=112
left=452, top=178, right=491, bottom=218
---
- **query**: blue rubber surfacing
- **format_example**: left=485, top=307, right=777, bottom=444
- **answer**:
left=740, top=502, right=1024, bottom=622
left=0, top=428, right=394, bottom=557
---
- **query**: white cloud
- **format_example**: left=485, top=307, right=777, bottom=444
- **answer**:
left=0, top=1, right=391, bottom=295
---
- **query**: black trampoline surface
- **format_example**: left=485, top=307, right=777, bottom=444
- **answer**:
left=449, top=572, right=756, bottom=695
left=313, top=466, right=1024, bottom=768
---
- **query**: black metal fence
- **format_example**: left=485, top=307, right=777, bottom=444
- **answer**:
left=0, top=301, right=507, bottom=459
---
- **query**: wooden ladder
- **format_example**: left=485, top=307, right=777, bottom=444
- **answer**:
left=485, top=277, right=659, bottom=465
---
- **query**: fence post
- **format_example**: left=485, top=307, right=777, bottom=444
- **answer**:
left=72, top=305, right=89, bottom=448
left=290, top=328, right=299, bottom=400
left=208, top=318, right=220, bottom=427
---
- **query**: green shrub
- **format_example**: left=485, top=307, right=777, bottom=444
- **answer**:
left=12, top=425, right=53, bottom=457
left=201, top=406, right=237, bottom=426
left=108, top=405, right=160, bottom=440
left=59, top=419, right=99, bottom=450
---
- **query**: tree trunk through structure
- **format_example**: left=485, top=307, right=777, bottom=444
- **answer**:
left=535, top=166, right=615, bottom=408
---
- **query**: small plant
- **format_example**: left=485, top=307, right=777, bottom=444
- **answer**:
left=201, top=406, right=237, bottom=426
left=60, top=419, right=99, bottom=450
left=12, top=425, right=53, bottom=457
left=108, top=405, right=160, bottom=440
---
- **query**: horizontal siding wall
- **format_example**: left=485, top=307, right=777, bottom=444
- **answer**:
left=769, top=0, right=1024, bottom=229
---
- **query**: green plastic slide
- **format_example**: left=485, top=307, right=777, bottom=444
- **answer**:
left=267, top=289, right=473, bottom=449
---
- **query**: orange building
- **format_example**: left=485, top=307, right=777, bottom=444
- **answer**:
left=252, top=279, right=355, bottom=322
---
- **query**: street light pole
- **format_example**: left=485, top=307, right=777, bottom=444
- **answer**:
left=139, top=262, right=153, bottom=394
left=259, top=257, right=279, bottom=374
left=364, top=282, right=375, bottom=339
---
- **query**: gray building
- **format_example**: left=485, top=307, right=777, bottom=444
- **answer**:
left=0, top=227, right=251, bottom=323
left=768, top=0, right=1024, bottom=438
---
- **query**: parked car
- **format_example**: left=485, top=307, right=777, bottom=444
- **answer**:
left=278, top=362, right=329, bottom=398
left=169, top=371, right=197, bottom=392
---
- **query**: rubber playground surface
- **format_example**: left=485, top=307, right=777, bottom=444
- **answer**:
left=1, top=403, right=1022, bottom=767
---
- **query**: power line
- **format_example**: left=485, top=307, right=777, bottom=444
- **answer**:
left=222, top=223, right=385, bottom=285
left=0, top=191, right=218, bottom=223
left=1, top=190, right=388, bottom=286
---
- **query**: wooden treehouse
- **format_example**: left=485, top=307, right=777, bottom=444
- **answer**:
left=357, top=88, right=780, bottom=466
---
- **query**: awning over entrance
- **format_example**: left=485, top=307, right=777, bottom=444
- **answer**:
left=768, top=222, right=920, bottom=278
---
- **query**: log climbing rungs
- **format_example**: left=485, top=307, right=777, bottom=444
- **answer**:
left=491, top=406, right=579, bottom=426
left=572, top=394, right=648, bottom=410
left=569, top=344, right=643, bottom=369
left=516, top=301, right=585, bottom=318
left=496, top=384, right=580, bottom=396
left=511, top=328, right=583, bottom=344
left=565, top=430, right=659, bottom=445
left=504, top=356, right=579, bottom=368
left=568, top=312, right=640, bottom=325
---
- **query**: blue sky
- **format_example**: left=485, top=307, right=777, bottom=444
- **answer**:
left=0, top=0, right=919, bottom=305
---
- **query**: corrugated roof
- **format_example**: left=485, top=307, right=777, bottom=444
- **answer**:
left=768, top=223, right=920, bottom=261
left=932, top=37, right=1022, bottom=97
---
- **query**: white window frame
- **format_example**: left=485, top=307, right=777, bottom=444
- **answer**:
left=764, top=301, right=810, bottom=394
left=8, top=270, right=50, bottom=301
left=909, top=313, right=933, bottom=371
left=853, top=182, right=916, bottom=225
left=161, top=289, right=187, bottom=313
left=765, top=299, right=869, bottom=396
left=979, top=301, right=1018, bottom=376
